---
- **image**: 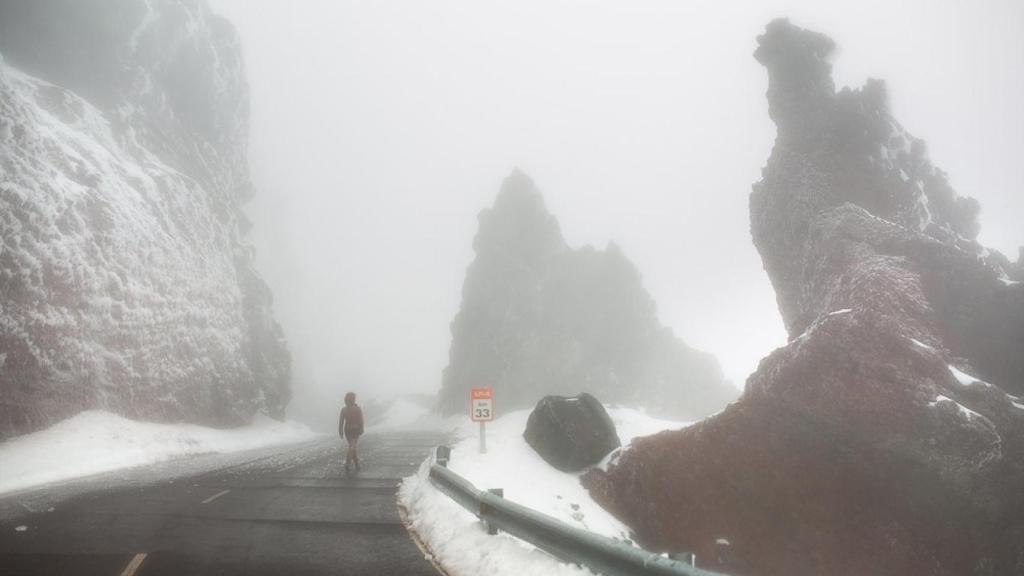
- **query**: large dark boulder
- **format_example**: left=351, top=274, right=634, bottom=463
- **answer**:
left=583, top=19, right=1024, bottom=576
left=524, top=393, right=621, bottom=472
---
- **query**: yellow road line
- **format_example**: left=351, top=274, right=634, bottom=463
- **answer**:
left=397, top=502, right=448, bottom=575
left=119, top=553, right=147, bottom=576
left=201, top=489, right=231, bottom=504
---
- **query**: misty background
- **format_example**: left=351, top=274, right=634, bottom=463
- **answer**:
left=210, top=0, right=1024, bottom=429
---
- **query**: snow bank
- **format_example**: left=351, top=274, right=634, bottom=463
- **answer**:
left=0, top=410, right=319, bottom=495
left=399, top=407, right=690, bottom=576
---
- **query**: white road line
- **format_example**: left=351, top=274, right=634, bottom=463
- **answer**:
left=119, top=553, right=148, bottom=576
left=201, top=489, right=231, bottom=504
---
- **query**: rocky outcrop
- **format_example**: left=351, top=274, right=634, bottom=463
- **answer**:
left=0, top=0, right=290, bottom=439
left=438, top=171, right=735, bottom=420
left=584, top=19, right=1024, bottom=575
left=750, top=19, right=1024, bottom=395
left=523, top=393, right=621, bottom=472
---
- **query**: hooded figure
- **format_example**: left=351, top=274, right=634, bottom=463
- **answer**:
left=339, top=392, right=364, bottom=473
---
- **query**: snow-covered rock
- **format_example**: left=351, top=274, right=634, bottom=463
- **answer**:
left=0, top=0, right=290, bottom=439
left=747, top=18, right=1024, bottom=391
left=585, top=19, right=1024, bottom=575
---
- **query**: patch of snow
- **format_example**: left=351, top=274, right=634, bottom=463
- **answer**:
left=827, top=308, right=853, bottom=317
left=593, top=408, right=693, bottom=472
left=909, top=338, right=935, bottom=352
left=1000, top=277, right=1021, bottom=286
left=914, top=184, right=933, bottom=230
left=399, top=407, right=690, bottom=576
left=0, top=410, right=320, bottom=495
left=607, top=407, right=690, bottom=444
left=928, top=395, right=983, bottom=421
left=716, top=538, right=731, bottom=546
left=948, top=365, right=991, bottom=388
left=1012, top=401, right=1024, bottom=411
left=926, top=396, right=1002, bottom=468
left=14, top=525, right=27, bottom=532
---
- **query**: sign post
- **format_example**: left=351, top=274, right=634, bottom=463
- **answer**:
left=470, top=387, right=494, bottom=454
left=480, top=421, right=486, bottom=454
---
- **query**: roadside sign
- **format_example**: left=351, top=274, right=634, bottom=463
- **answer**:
left=470, top=387, right=494, bottom=422
left=471, top=387, right=494, bottom=454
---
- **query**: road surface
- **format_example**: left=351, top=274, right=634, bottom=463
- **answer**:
left=0, top=431, right=447, bottom=575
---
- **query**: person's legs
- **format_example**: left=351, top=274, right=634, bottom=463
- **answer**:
left=344, top=434, right=354, bottom=473
left=351, top=435, right=360, bottom=470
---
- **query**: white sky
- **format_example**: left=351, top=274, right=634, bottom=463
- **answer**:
left=211, top=0, right=1024, bottom=425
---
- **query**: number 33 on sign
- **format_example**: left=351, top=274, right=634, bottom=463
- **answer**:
left=470, top=387, right=494, bottom=422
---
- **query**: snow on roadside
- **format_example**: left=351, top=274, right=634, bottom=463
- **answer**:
left=399, top=407, right=690, bottom=576
left=0, top=410, right=320, bottom=495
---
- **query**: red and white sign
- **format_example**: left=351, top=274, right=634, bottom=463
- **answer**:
left=470, top=387, right=494, bottom=422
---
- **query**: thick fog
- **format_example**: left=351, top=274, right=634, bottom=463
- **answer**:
left=211, top=0, right=1024, bottom=427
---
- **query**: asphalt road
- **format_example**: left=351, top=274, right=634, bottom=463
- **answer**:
left=0, top=431, right=448, bottom=576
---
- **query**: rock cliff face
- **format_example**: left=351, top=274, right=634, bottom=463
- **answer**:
left=438, top=171, right=735, bottom=420
left=584, top=20, right=1024, bottom=575
left=0, top=0, right=290, bottom=439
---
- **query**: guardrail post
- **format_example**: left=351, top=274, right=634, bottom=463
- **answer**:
left=672, top=552, right=697, bottom=567
left=435, top=446, right=451, bottom=467
left=482, top=488, right=503, bottom=535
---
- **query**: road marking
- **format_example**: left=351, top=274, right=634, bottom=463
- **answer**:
left=119, top=553, right=147, bottom=576
left=398, top=503, right=446, bottom=575
left=201, top=489, right=231, bottom=504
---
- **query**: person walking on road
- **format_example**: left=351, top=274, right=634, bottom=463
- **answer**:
left=339, top=392, right=364, bottom=473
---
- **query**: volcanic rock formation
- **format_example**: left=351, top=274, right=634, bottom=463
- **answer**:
left=0, top=0, right=290, bottom=439
left=438, top=171, right=735, bottom=420
left=584, top=19, right=1024, bottom=576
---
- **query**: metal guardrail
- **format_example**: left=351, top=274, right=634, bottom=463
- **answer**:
left=428, top=446, right=727, bottom=576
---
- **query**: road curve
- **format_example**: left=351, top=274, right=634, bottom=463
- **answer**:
left=0, top=431, right=448, bottom=576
